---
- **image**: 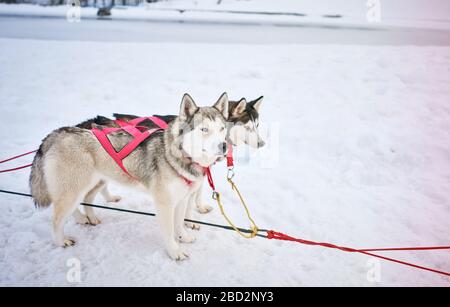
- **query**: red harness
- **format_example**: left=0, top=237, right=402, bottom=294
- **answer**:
left=92, top=116, right=168, bottom=179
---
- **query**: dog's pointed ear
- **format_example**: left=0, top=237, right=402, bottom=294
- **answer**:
left=232, top=98, right=247, bottom=117
left=250, top=96, right=263, bottom=112
left=180, top=93, right=198, bottom=121
left=213, top=92, right=229, bottom=119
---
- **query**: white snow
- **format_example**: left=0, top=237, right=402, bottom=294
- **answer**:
left=0, top=37, right=450, bottom=286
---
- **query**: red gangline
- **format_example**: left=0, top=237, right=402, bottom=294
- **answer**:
left=360, top=246, right=450, bottom=252
left=267, top=230, right=450, bottom=277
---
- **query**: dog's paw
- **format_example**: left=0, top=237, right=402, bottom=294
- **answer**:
left=74, top=213, right=90, bottom=225
left=86, top=215, right=101, bottom=226
left=197, top=204, right=213, bottom=214
left=168, top=248, right=189, bottom=261
left=178, top=232, right=196, bottom=244
left=58, top=237, right=76, bottom=248
left=185, top=221, right=200, bottom=230
left=106, top=195, right=122, bottom=203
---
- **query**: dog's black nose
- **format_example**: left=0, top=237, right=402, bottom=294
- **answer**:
left=219, top=142, right=227, bottom=154
left=258, top=140, right=265, bottom=148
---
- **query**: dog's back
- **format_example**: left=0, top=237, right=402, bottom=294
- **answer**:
left=76, top=115, right=117, bottom=129
left=76, top=114, right=177, bottom=130
left=113, top=113, right=177, bottom=128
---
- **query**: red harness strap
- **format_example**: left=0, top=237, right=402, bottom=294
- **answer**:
left=226, top=142, right=234, bottom=168
left=92, top=116, right=167, bottom=179
left=204, top=167, right=215, bottom=191
left=181, top=175, right=194, bottom=186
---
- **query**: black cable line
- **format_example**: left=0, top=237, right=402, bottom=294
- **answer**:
left=0, top=189, right=267, bottom=238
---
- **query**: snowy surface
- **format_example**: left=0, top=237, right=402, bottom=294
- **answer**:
left=0, top=37, right=450, bottom=286
left=2, top=0, right=450, bottom=30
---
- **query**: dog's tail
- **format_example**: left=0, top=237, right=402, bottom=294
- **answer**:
left=29, top=145, right=51, bottom=208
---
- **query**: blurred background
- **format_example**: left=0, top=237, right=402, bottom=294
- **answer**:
left=1, top=0, right=450, bottom=44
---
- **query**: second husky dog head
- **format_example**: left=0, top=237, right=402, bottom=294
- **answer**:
left=227, top=96, right=264, bottom=149
left=171, top=93, right=228, bottom=167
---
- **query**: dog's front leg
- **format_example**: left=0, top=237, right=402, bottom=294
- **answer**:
left=185, top=192, right=200, bottom=230
left=176, top=195, right=196, bottom=243
left=195, top=181, right=213, bottom=214
left=154, top=197, right=188, bottom=260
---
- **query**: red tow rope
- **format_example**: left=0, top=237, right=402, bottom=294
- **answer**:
left=267, top=230, right=450, bottom=277
left=0, top=150, right=37, bottom=173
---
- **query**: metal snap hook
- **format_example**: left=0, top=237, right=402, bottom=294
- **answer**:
left=227, top=167, right=235, bottom=180
left=212, top=191, right=219, bottom=200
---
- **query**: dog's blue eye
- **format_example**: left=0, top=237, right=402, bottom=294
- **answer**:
left=201, top=128, right=208, bottom=133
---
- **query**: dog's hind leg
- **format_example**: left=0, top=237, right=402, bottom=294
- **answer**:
left=100, top=181, right=122, bottom=203
left=82, top=181, right=104, bottom=225
left=47, top=148, right=97, bottom=247
left=54, top=178, right=101, bottom=246
left=73, top=208, right=90, bottom=225
left=53, top=194, right=81, bottom=247
left=72, top=180, right=103, bottom=225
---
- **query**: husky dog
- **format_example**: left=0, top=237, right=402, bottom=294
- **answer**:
left=30, top=93, right=230, bottom=260
left=75, top=96, right=265, bottom=229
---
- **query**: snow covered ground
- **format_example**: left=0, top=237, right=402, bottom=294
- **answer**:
left=0, top=36, right=449, bottom=286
